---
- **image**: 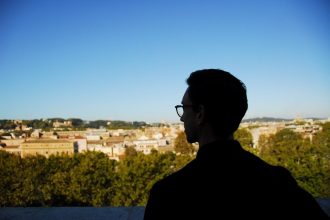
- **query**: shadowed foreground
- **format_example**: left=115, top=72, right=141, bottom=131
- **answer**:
left=0, top=200, right=329, bottom=220
left=0, top=207, right=145, bottom=220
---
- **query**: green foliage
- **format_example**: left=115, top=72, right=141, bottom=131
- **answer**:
left=0, top=151, right=24, bottom=206
left=107, top=120, right=148, bottom=129
left=48, top=118, right=65, bottom=122
left=85, top=120, right=148, bottom=130
left=24, top=119, right=53, bottom=130
left=0, top=119, right=148, bottom=131
left=234, top=128, right=256, bottom=154
left=0, top=120, right=16, bottom=130
left=174, top=131, right=195, bottom=155
left=20, top=155, right=49, bottom=206
left=173, top=154, right=194, bottom=171
left=125, top=146, right=138, bottom=158
left=68, top=118, right=84, bottom=127
left=307, top=122, right=330, bottom=197
left=112, top=152, right=175, bottom=206
left=1, top=124, right=329, bottom=207
left=87, top=120, right=108, bottom=129
left=260, top=129, right=306, bottom=165
left=0, top=152, right=50, bottom=206
left=259, top=128, right=330, bottom=198
left=68, top=152, right=117, bottom=206
left=0, top=150, right=185, bottom=207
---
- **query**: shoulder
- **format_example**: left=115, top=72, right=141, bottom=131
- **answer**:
left=244, top=152, right=297, bottom=188
left=255, top=164, right=328, bottom=218
left=144, top=160, right=198, bottom=220
left=152, top=159, right=197, bottom=191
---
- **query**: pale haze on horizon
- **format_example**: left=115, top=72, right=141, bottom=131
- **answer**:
left=0, top=0, right=329, bottom=123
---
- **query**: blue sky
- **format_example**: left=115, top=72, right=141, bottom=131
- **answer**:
left=1, top=0, right=329, bottom=123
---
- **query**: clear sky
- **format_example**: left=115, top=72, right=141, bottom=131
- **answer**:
left=1, top=0, right=329, bottom=123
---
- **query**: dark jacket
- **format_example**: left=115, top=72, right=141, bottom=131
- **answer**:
left=144, top=140, right=329, bottom=219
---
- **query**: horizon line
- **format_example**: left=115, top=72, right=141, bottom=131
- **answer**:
left=0, top=116, right=329, bottom=123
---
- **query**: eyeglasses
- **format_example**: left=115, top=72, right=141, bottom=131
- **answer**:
left=175, top=105, right=194, bottom=118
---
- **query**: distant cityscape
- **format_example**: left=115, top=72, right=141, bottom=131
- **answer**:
left=0, top=117, right=329, bottom=160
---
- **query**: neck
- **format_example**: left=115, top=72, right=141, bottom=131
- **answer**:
left=198, top=126, right=233, bottom=147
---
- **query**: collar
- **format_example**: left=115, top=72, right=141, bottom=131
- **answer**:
left=196, top=139, right=242, bottom=161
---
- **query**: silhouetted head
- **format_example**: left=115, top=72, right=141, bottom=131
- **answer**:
left=181, top=69, right=247, bottom=142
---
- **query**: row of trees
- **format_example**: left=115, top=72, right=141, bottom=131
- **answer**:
left=0, top=149, right=192, bottom=207
left=0, top=123, right=329, bottom=206
left=258, top=123, right=330, bottom=197
left=0, top=119, right=149, bottom=131
left=234, top=123, right=329, bottom=198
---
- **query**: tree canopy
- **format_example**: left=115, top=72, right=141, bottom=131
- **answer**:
left=259, top=126, right=330, bottom=198
left=0, top=123, right=329, bottom=206
left=174, top=131, right=196, bottom=155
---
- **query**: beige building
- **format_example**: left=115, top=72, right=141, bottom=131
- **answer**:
left=0, top=146, right=21, bottom=156
left=0, top=139, right=25, bottom=147
left=53, top=120, right=72, bottom=128
left=21, top=139, right=75, bottom=158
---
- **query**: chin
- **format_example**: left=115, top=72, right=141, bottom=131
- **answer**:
left=186, top=135, right=196, bottom=144
left=184, top=129, right=196, bottom=143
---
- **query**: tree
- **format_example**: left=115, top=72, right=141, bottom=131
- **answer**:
left=68, top=118, right=85, bottom=128
left=24, top=119, right=52, bottom=130
left=112, top=152, right=175, bottom=206
left=259, top=129, right=306, bottom=165
left=173, top=154, right=194, bottom=171
left=87, top=120, right=108, bottom=129
left=41, top=154, right=79, bottom=206
left=0, top=151, right=24, bottom=206
left=234, top=128, right=256, bottom=154
left=306, top=122, right=330, bottom=197
left=125, top=146, right=138, bottom=158
left=259, top=128, right=330, bottom=198
left=14, top=154, right=48, bottom=206
left=0, top=120, right=16, bottom=130
left=68, top=151, right=117, bottom=206
left=174, top=131, right=195, bottom=155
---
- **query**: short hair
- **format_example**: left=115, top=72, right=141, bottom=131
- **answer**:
left=186, top=69, right=248, bottom=136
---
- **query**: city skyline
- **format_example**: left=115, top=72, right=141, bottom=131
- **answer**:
left=0, top=116, right=329, bottom=123
left=1, top=0, right=329, bottom=123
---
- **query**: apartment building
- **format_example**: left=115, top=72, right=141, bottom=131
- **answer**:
left=21, top=139, right=75, bottom=158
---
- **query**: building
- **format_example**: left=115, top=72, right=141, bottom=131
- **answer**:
left=74, top=136, right=88, bottom=152
left=21, top=139, right=75, bottom=158
left=0, top=139, right=25, bottom=156
left=53, top=120, right=72, bottom=128
left=0, top=146, right=21, bottom=156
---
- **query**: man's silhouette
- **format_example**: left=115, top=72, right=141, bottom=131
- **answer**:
left=144, top=69, right=329, bottom=219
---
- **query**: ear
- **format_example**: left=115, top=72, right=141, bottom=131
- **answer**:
left=196, top=105, right=206, bottom=125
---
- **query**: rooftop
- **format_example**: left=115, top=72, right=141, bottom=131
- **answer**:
left=23, top=139, right=71, bottom=144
